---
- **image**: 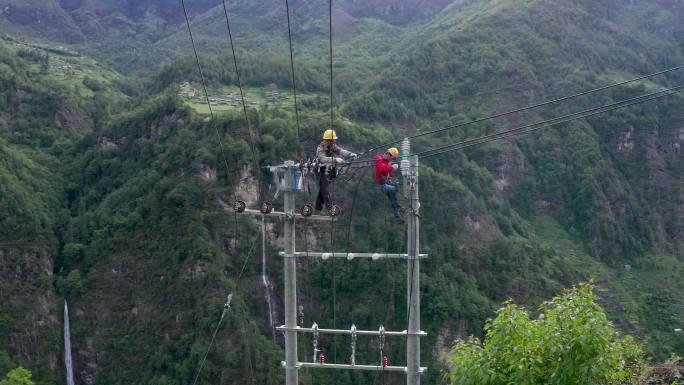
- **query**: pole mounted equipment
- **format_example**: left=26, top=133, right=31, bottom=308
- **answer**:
left=237, top=152, right=426, bottom=384
left=312, top=322, right=321, bottom=363
left=350, top=324, right=357, bottom=366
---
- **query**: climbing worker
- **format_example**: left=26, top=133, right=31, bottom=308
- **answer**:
left=374, top=147, right=402, bottom=222
left=315, top=129, right=357, bottom=212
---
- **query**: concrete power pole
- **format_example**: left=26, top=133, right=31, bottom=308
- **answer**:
left=406, top=155, right=421, bottom=385
left=283, top=160, right=299, bottom=385
left=241, top=143, right=425, bottom=385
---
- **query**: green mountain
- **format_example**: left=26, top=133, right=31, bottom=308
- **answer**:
left=0, top=0, right=683, bottom=384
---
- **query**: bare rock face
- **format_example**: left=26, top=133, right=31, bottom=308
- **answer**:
left=54, top=101, right=93, bottom=131
left=97, top=136, right=122, bottom=150
left=76, top=334, right=100, bottom=385
left=461, top=214, right=500, bottom=254
left=235, top=165, right=260, bottom=207
left=187, top=260, right=213, bottom=281
left=0, top=247, right=60, bottom=375
left=434, top=319, right=469, bottom=363
left=199, top=165, right=217, bottom=183
left=150, top=112, right=182, bottom=138
left=674, top=126, right=684, bottom=152
left=616, top=126, right=635, bottom=152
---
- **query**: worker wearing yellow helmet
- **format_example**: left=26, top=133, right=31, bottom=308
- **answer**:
left=374, top=147, right=402, bottom=223
left=315, top=129, right=357, bottom=212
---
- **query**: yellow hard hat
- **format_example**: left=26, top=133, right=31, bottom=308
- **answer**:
left=387, top=147, right=399, bottom=158
left=323, top=129, right=338, bottom=140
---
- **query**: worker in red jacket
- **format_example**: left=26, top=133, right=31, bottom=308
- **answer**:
left=374, top=147, right=402, bottom=222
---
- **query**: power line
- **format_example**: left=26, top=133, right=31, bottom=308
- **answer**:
left=181, top=0, right=241, bottom=249
left=221, top=0, right=263, bottom=202
left=284, top=0, right=303, bottom=158
left=181, top=3, right=259, bottom=383
left=181, top=0, right=214, bottom=121
left=419, top=84, right=684, bottom=158
left=329, top=0, right=335, bottom=134
left=359, top=65, right=684, bottom=156
left=181, top=0, right=232, bottom=181
left=190, top=295, right=231, bottom=385
left=418, top=83, right=684, bottom=156
left=189, top=231, right=259, bottom=385
left=328, top=0, right=340, bottom=372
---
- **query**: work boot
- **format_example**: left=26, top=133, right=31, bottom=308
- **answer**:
left=396, top=218, right=406, bottom=225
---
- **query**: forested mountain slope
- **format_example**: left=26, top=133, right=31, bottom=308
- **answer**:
left=0, top=1, right=683, bottom=384
left=0, top=0, right=451, bottom=77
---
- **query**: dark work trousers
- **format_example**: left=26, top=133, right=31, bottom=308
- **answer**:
left=379, top=181, right=401, bottom=219
left=316, top=168, right=332, bottom=210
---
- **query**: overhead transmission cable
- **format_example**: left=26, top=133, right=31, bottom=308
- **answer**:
left=221, top=0, right=264, bottom=202
left=327, top=0, right=340, bottom=371
left=284, top=0, right=303, bottom=157
left=181, top=0, right=232, bottom=182
left=190, top=295, right=231, bottom=385
left=358, top=64, right=684, bottom=156
left=190, top=227, right=260, bottom=385
left=419, top=83, right=684, bottom=158
left=181, top=0, right=244, bottom=251
left=182, top=2, right=258, bottom=384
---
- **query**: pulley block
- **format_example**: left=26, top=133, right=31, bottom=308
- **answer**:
left=260, top=201, right=274, bottom=214
left=327, top=203, right=342, bottom=217
left=233, top=200, right=246, bottom=213
left=300, top=204, right=314, bottom=217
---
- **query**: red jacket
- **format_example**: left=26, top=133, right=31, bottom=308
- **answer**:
left=374, top=154, right=394, bottom=184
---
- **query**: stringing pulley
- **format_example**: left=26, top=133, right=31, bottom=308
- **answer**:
left=233, top=200, right=246, bottom=213
left=260, top=201, right=273, bottom=214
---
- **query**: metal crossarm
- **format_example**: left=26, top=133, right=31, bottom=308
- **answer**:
left=240, top=208, right=334, bottom=221
left=276, top=325, right=427, bottom=337
left=278, top=251, right=427, bottom=259
left=283, top=362, right=428, bottom=373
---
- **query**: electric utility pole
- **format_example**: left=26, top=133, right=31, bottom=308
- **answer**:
left=239, top=139, right=425, bottom=385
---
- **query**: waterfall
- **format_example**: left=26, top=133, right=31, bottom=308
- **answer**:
left=261, top=215, right=276, bottom=340
left=64, top=301, right=75, bottom=385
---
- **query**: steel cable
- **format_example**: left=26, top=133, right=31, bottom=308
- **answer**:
left=284, top=0, right=304, bottom=158
left=357, top=65, right=684, bottom=157
left=419, top=84, right=684, bottom=158
left=221, top=0, right=263, bottom=202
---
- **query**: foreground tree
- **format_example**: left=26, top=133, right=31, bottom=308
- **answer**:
left=447, top=283, right=650, bottom=385
left=0, top=367, right=34, bottom=385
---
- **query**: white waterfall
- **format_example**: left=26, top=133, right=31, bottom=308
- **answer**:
left=64, top=301, right=75, bottom=385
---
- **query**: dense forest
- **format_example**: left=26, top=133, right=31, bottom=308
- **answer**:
left=1, top=0, right=683, bottom=384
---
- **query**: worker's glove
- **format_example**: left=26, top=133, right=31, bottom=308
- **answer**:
left=350, top=153, right=358, bottom=159
left=334, top=157, right=345, bottom=164
left=392, top=163, right=399, bottom=171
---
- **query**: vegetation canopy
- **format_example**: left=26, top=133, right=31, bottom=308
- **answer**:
left=447, top=283, right=649, bottom=385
